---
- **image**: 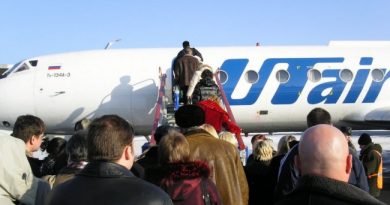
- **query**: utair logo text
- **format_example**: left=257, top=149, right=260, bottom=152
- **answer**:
left=220, top=57, right=390, bottom=105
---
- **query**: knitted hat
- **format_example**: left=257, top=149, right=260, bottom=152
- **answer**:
left=358, top=133, right=372, bottom=145
left=174, top=105, right=205, bottom=128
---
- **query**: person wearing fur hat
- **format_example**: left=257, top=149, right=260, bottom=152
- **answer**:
left=175, top=105, right=249, bottom=205
left=153, top=130, right=221, bottom=205
left=359, top=133, right=383, bottom=197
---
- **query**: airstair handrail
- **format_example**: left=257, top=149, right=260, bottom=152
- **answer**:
left=150, top=67, right=167, bottom=145
left=214, top=68, right=245, bottom=150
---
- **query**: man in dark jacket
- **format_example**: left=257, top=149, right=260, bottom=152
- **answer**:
left=275, top=108, right=369, bottom=201
left=46, top=115, right=173, bottom=205
left=358, top=133, right=383, bottom=197
left=176, top=41, right=203, bottom=62
left=276, top=125, right=384, bottom=205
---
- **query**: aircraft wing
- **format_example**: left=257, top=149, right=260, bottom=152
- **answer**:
left=364, top=107, right=390, bottom=122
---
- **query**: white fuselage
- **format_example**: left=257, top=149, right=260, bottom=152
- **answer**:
left=1, top=44, right=390, bottom=135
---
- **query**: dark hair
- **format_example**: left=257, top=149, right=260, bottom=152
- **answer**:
left=12, top=115, right=45, bottom=143
left=154, top=125, right=174, bottom=144
left=182, top=41, right=190, bottom=48
left=87, top=115, right=134, bottom=162
left=42, top=137, right=68, bottom=175
left=66, top=131, right=88, bottom=162
left=46, top=138, right=67, bottom=156
left=306, top=108, right=331, bottom=128
left=201, top=69, right=213, bottom=79
left=339, top=126, right=352, bottom=136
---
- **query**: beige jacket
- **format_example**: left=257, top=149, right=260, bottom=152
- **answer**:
left=0, top=134, right=41, bottom=205
left=185, top=128, right=249, bottom=205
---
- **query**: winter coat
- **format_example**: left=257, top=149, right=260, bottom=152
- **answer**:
left=156, top=161, right=221, bottom=205
left=27, top=156, right=43, bottom=177
left=196, top=100, right=241, bottom=136
left=275, top=174, right=385, bottom=205
left=348, top=152, right=369, bottom=192
left=46, top=161, right=173, bottom=205
left=137, top=146, right=159, bottom=170
left=245, top=159, right=273, bottom=205
left=276, top=144, right=370, bottom=200
left=0, top=134, right=48, bottom=205
left=176, top=48, right=203, bottom=62
left=41, top=153, right=68, bottom=176
left=51, top=162, right=87, bottom=188
left=360, top=143, right=383, bottom=197
left=274, top=145, right=300, bottom=200
left=174, top=54, right=200, bottom=87
left=191, top=78, right=221, bottom=104
left=184, top=128, right=249, bottom=205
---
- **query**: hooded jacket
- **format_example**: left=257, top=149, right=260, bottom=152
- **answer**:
left=157, top=161, right=221, bottom=205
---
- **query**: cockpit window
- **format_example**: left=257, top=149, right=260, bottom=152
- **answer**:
left=0, top=61, right=23, bottom=78
left=15, top=63, right=30, bottom=72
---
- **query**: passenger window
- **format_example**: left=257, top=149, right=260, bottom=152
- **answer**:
left=340, top=69, right=353, bottom=82
left=372, top=69, right=385, bottom=82
left=245, top=70, right=259, bottom=84
left=218, top=70, right=228, bottom=84
left=307, top=69, right=322, bottom=82
left=276, top=70, right=289, bottom=83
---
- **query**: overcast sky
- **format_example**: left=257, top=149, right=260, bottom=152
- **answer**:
left=1, top=0, right=389, bottom=63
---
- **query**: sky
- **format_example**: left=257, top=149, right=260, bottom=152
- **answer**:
left=1, top=0, right=389, bottom=64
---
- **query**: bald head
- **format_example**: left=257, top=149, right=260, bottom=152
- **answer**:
left=297, top=124, right=352, bottom=182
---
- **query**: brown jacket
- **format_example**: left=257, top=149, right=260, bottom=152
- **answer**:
left=174, top=54, right=199, bottom=87
left=184, top=128, right=249, bottom=205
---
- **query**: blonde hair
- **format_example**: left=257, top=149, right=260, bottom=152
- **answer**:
left=158, top=130, right=191, bottom=164
left=277, top=135, right=296, bottom=156
left=219, top=131, right=238, bottom=148
left=207, top=95, right=222, bottom=107
left=200, top=124, right=219, bottom=138
left=253, top=140, right=273, bottom=161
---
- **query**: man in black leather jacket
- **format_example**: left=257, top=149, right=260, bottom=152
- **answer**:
left=46, top=115, right=173, bottom=205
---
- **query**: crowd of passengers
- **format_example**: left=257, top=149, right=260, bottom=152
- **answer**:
left=0, top=106, right=386, bottom=205
left=0, top=41, right=386, bottom=205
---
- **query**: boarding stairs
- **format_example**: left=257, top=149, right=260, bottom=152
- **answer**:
left=150, top=67, right=245, bottom=150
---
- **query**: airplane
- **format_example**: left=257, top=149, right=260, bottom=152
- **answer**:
left=1, top=41, right=390, bottom=137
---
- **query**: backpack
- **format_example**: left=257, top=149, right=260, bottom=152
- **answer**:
left=367, top=150, right=383, bottom=190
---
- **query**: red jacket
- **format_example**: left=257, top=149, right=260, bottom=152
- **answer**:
left=196, top=100, right=241, bottom=136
